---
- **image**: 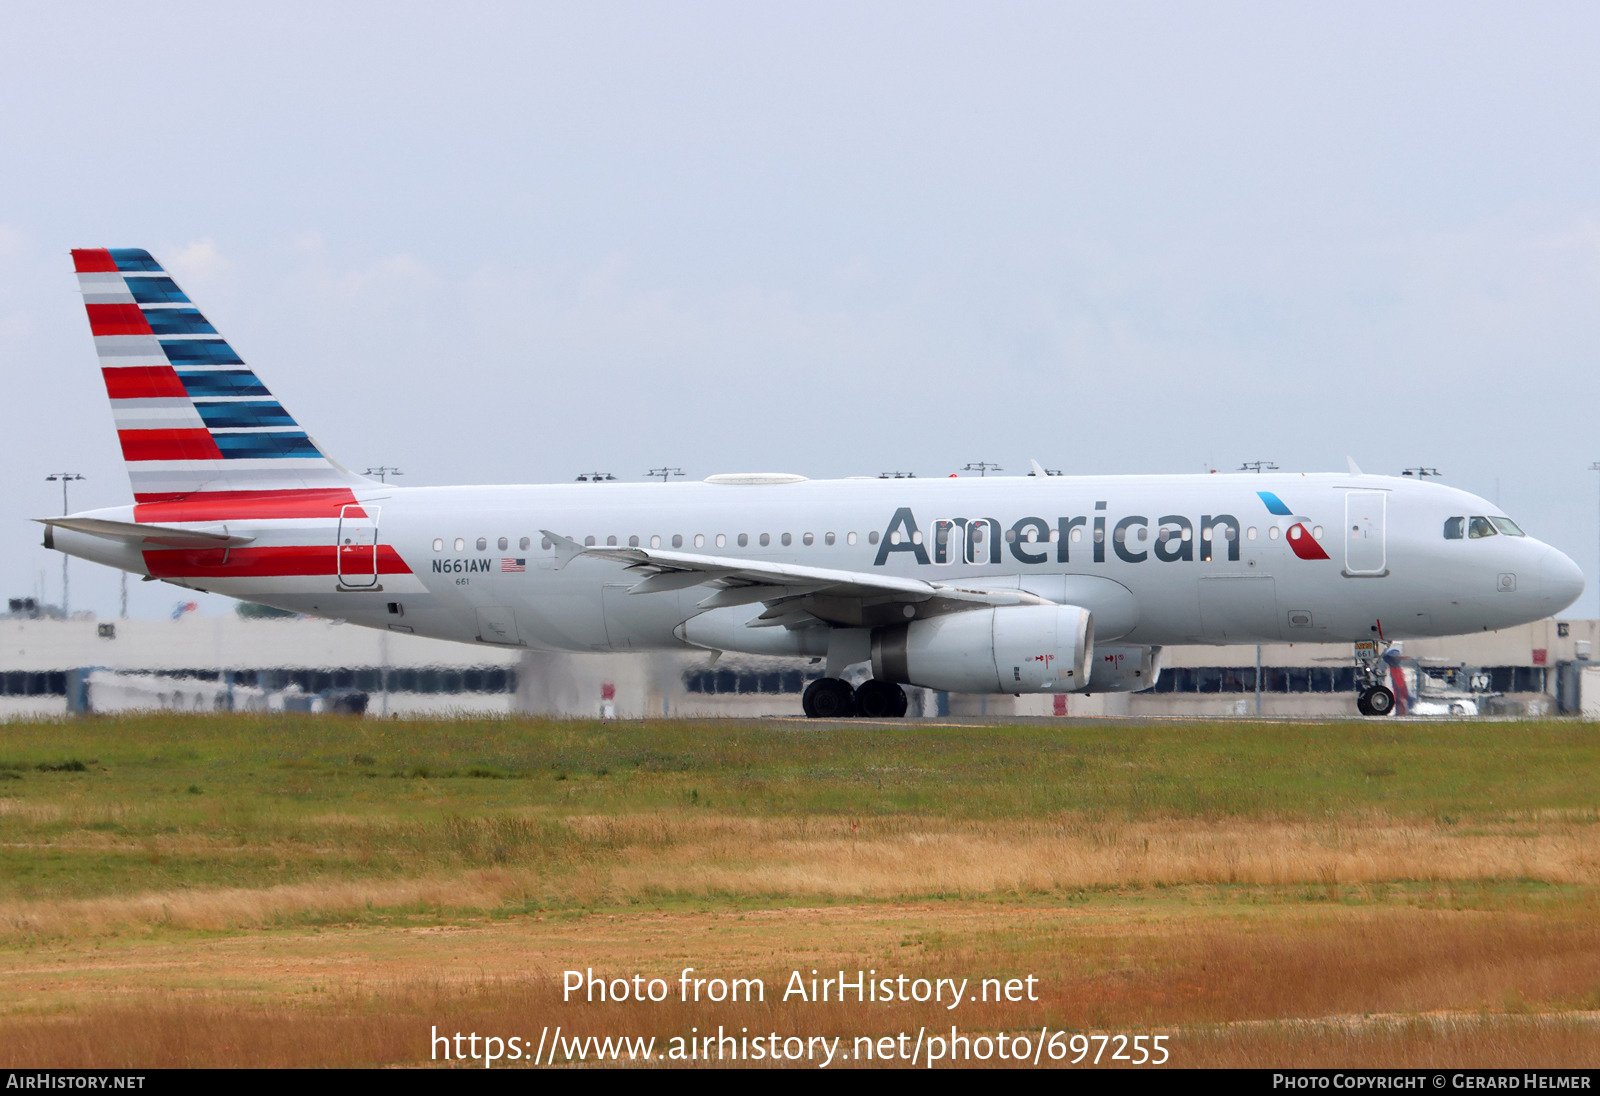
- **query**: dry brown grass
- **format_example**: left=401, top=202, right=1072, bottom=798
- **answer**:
left=1, top=893, right=1597, bottom=1066
left=0, top=870, right=538, bottom=938
left=590, top=812, right=1600, bottom=896
left=1176, top=1016, right=1600, bottom=1068
left=3, top=811, right=1594, bottom=941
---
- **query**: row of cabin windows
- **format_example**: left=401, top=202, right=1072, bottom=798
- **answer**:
left=431, top=532, right=882, bottom=552
left=1443, top=516, right=1526, bottom=540
left=428, top=523, right=1324, bottom=554
left=900, top=524, right=1312, bottom=546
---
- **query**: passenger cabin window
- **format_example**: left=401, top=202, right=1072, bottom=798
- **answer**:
left=432, top=538, right=443, bottom=552
left=628, top=535, right=639, bottom=547
left=781, top=533, right=793, bottom=546
left=1444, top=517, right=1465, bottom=540
left=1468, top=516, right=1497, bottom=539
left=803, top=533, right=815, bottom=546
left=846, top=532, right=857, bottom=545
left=454, top=538, right=465, bottom=552
left=694, top=534, right=705, bottom=548
left=651, top=535, right=661, bottom=548
left=476, top=537, right=487, bottom=550
left=738, top=533, right=748, bottom=547
left=715, top=534, right=727, bottom=547
left=672, top=534, right=683, bottom=548
left=825, top=532, right=835, bottom=545
left=868, top=531, right=879, bottom=545
left=498, top=537, right=508, bottom=550
left=584, top=536, right=596, bottom=546
left=519, top=537, right=530, bottom=550
left=541, top=536, right=552, bottom=550
left=607, top=535, right=618, bottom=546
left=760, top=533, right=770, bottom=547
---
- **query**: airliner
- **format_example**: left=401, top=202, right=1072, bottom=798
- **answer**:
left=43, top=248, right=1585, bottom=717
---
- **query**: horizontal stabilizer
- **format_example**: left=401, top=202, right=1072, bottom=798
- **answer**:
left=38, top=516, right=256, bottom=549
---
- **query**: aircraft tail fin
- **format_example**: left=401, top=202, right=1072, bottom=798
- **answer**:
left=71, top=248, right=367, bottom=519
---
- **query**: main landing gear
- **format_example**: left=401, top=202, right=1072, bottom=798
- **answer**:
left=802, top=677, right=908, bottom=719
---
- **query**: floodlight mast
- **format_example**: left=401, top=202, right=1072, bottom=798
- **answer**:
left=1590, top=461, right=1600, bottom=616
left=962, top=462, right=1002, bottom=477
left=363, top=466, right=404, bottom=484
left=1234, top=460, right=1277, bottom=710
left=44, top=473, right=85, bottom=615
left=646, top=468, right=685, bottom=483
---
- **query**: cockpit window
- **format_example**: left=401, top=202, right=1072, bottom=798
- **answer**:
left=1443, top=517, right=1464, bottom=540
left=1489, top=517, right=1525, bottom=537
left=1467, top=516, right=1497, bottom=539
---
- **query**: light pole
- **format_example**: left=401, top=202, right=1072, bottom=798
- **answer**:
left=1237, top=461, right=1277, bottom=712
left=962, top=462, right=1002, bottom=477
left=45, top=473, right=85, bottom=616
left=1590, top=462, right=1600, bottom=616
left=363, top=466, right=404, bottom=484
left=645, top=467, right=684, bottom=483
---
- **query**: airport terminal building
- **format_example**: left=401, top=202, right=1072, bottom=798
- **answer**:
left=1, top=600, right=1595, bottom=720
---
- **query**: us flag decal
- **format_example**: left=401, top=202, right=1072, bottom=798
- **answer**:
left=501, top=558, right=526, bottom=572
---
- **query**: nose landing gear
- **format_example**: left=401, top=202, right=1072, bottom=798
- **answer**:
left=1356, top=684, right=1395, bottom=716
left=1353, top=633, right=1398, bottom=717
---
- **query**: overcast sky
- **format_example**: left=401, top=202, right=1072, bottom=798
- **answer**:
left=4, top=2, right=1599, bottom=619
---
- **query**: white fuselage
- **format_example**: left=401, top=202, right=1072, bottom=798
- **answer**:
left=52, top=472, right=1585, bottom=661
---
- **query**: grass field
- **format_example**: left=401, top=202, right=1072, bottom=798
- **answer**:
left=0, top=714, right=1596, bottom=1068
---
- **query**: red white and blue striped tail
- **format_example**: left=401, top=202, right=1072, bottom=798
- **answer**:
left=72, top=248, right=367, bottom=520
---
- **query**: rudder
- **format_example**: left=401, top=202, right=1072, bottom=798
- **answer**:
left=72, top=248, right=365, bottom=518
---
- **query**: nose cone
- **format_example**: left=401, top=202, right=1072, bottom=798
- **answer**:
left=1540, top=546, right=1586, bottom=615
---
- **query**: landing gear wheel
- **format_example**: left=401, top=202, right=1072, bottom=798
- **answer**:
left=1365, top=685, right=1396, bottom=716
left=1356, top=689, right=1374, bottom=716
left=853, top=679, right=907, bottom=719
left=802, top=677, right=856, bottom=719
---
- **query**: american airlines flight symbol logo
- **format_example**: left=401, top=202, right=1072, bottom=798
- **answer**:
left=1256, top=491, right=1331, bottom=561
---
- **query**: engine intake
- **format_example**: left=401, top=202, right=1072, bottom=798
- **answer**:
left=871, top=605, right=1093, bottom=693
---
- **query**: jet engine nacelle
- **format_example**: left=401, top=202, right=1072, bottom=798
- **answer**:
left=1087, top=645, right=1163, bottom=692
left=871, top=605, right=1094, bottom=693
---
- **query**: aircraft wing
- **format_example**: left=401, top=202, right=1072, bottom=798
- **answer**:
left=542, top=530, right=1048, bottom=629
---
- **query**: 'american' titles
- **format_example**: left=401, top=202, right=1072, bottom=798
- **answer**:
left=875, top=505, right=1243, bottom=568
